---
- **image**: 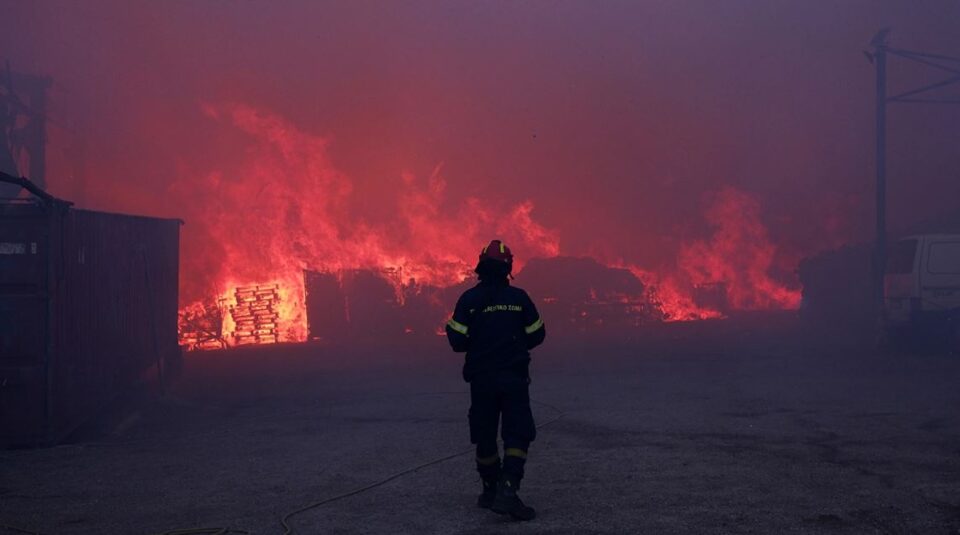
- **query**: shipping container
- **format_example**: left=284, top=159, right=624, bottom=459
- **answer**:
left=0, top=175, right=181, bottom=447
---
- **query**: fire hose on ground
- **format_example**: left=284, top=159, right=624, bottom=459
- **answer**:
left=0, top=397, right=565, bottom=535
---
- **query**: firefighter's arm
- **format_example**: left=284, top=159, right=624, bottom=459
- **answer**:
left=445, top=295, right=471, bottom=353
left=521, top=291, right=546, bottom=350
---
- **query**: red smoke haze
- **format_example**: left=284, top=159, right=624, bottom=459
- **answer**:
left=2, top=1, right=958, bottom=344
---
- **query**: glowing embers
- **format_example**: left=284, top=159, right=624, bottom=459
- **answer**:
left=178, top=277, right=307, bottom=350
left=178, top=298, right=227, bottom=350
left=228, top=284, right=281, bottom=345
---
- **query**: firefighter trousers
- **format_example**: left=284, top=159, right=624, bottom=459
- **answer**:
left=469, top=368, right=536, bottom=478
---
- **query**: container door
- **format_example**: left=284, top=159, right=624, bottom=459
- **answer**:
left=0, top=219, right=46, bottom=363
left=0, top=218, right=48, bottom=446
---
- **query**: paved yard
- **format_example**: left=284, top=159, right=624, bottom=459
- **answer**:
left=2, top=318, right=959, bottom=534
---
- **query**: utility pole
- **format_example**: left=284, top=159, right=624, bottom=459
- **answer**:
left=872, top=30, right=888, bottom=319
left=865, top=28, right=960, bottom=328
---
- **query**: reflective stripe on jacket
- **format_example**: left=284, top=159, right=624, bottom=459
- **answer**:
left=445, top=281, right=546, bottom=381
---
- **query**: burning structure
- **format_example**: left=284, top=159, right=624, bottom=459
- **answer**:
left=171, top=108, right=803, bottom=350
left=1, top=2, right=956, bottom=359
left=10, top=5, right=900, bottom=355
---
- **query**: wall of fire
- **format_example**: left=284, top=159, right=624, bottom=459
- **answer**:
left=178, top=256, right=737, bottom=351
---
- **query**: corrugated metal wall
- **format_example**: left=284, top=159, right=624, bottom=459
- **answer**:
left=0, top=203, right=52, bottom=446
left=0, top=202, right=180, bottom=447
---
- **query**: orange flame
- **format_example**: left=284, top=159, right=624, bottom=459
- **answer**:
left=611, top=189, right=800, bottom=322
left=625, top=266, right=725, bottom=322
left=678, top=188, right=801, bottom=310
left=175, top=103, right=559, bottom=347
left=176, top=104, right=800, bottom=348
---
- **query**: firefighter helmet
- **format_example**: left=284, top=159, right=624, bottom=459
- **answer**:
left=479, top=239, right=513, bottom=266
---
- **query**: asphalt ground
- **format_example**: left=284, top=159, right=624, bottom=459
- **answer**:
left=2, top=315, right=959, bottom=534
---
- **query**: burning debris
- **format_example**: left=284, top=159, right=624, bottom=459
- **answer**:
left=178, top=299, right=226, bottom=351
left=172, top=105, right=802, bottom=350
left=520, top=257, right=660, bottom=330
left=676, top=188, right=801, bottom=310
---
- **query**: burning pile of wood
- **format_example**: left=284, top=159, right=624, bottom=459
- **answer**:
left=229, top=284, right=280, bottom=345
left=178, top=298, right=227, bottom=350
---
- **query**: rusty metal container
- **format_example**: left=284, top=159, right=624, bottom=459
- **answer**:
left=0, top=176, right=181, bottom=447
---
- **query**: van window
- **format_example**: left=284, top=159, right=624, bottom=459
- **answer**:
left=927, top=241, right=960, bottom=274
left=887, top=239, right=917, bottom=274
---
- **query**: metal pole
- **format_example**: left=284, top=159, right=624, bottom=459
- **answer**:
left=874, top=40, right=887, bottom=320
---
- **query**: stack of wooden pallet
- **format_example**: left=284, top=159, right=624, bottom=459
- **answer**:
left=230, top=284, right=280, bottom=345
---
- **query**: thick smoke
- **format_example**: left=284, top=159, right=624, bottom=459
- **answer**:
left=2, top=1, right=958, bottom=336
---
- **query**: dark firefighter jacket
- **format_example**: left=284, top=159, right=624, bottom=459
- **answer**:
left=445, top=281, right=546, bottom=382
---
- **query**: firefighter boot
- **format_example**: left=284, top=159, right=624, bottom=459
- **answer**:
left=478, top=474, right=499, bottom=509
left=491, top=473, right=536, bottom=520
left=476, top=456, right=500, bottom=509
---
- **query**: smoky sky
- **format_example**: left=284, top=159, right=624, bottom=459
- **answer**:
left=2, top=0, right=959, bottom=270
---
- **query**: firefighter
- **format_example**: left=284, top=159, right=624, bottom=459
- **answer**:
left=445, top=239, right=546, bottom=521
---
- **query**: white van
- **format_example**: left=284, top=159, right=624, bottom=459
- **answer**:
left=884, top=235, right=960, bottom=337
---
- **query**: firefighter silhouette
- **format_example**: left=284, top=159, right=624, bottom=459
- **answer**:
left=445, top=239, right=546, bottom=521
